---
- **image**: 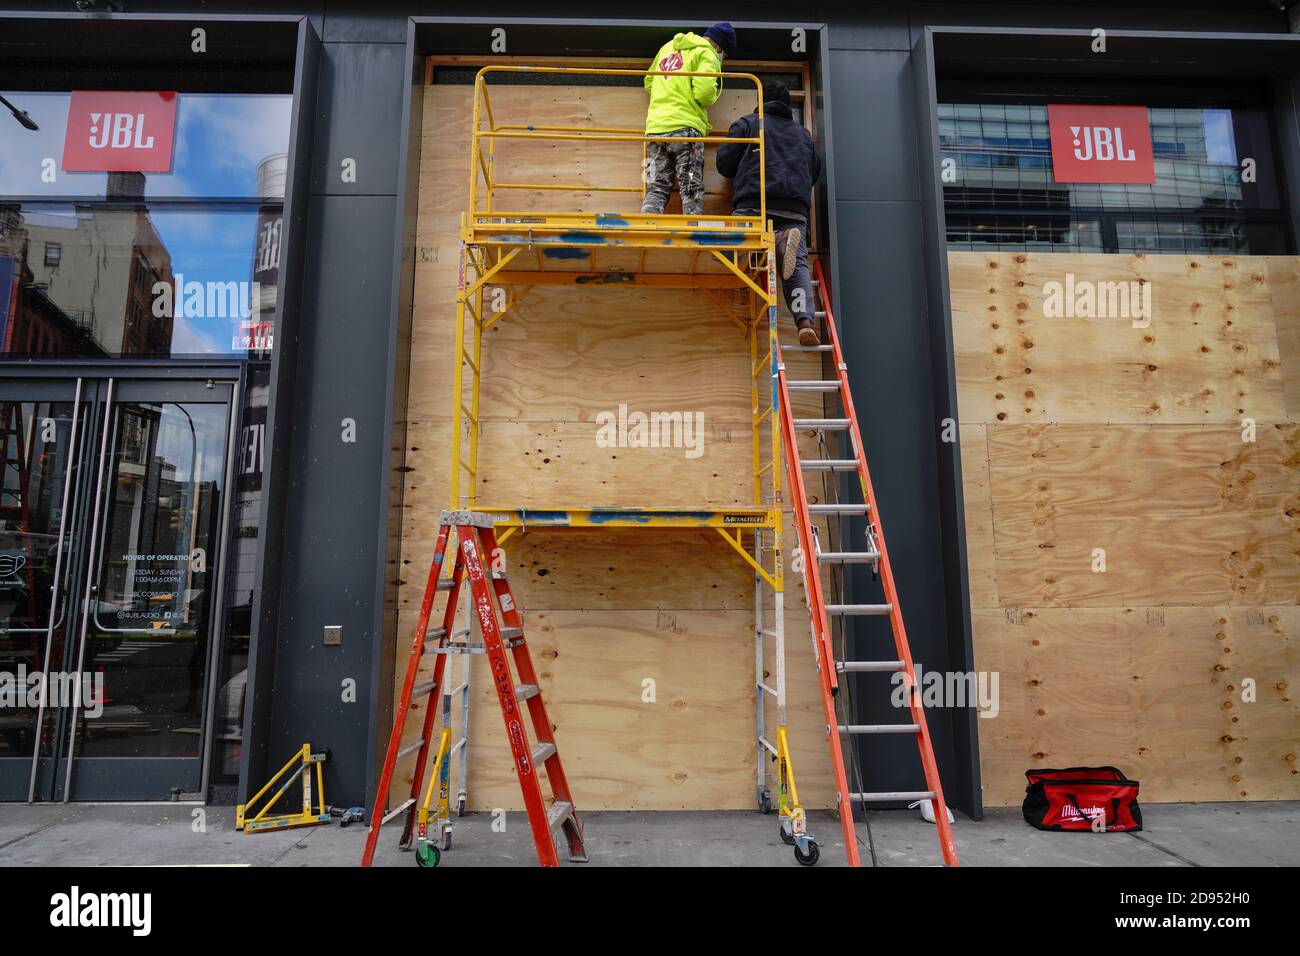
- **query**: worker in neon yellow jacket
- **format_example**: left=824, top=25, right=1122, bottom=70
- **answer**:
left=641, top=23, right=736, bottom=216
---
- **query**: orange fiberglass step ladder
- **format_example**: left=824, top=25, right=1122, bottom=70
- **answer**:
left=360, top=510, right=587, bottom=868
left=776, top=260, right=959, bottom=867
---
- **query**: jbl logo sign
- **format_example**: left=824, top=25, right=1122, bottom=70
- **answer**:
left=62, top=91, right=178, bottom=173
left=88, top=112, right=158, bottom=150
left=1048, top=105, right=1155, bottom=185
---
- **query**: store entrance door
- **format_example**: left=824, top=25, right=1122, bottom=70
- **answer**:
left=0, top=376, right=236, bottom=801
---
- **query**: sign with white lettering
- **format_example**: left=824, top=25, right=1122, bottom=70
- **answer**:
left=1047, top=104, right=1155, bottom=184
left=62, top=91, right=179, bottom=173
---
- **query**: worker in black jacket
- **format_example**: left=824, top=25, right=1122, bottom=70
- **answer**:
left=716, top=79, right=822, bottom=345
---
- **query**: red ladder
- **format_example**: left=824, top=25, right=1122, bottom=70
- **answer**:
left=775, top=259, right=959, bottom=867
left=360, top=509, right=587, bottom=867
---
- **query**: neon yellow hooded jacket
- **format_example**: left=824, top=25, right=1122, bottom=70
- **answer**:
left=643, top=32, right=722, bottom=134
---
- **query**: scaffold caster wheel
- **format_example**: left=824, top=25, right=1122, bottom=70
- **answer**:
left=759, top=792, right=773, bottom=815
left=780, top=825, right=795, bottom=846
left=794, top=841, right=820, bottom=866
left=415, top=842, right=440, bottom=868
left=456, top=797, right=466, bottom=817
left=441, top=828, right=452, bottom=851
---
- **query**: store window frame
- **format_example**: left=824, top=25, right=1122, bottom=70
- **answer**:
left=934, top=76, right=1296, bottom=256
left=0, top=12, right=313, bottom=804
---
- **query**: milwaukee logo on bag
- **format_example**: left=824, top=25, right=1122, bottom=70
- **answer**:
left=1022, top=767, right=1142, bottom=832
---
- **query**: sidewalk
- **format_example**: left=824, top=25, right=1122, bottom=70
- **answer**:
left=1, top=802, right=1295, bottom=867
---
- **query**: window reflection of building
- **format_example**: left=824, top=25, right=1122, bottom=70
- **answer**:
left=1, top=205, right=105, bottom=356
left=939, top=102, right=1287, bottom=254
left=21, top=174, right=175, bottom=357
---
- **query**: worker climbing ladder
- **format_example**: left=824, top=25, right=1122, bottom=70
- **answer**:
left=776, top=260, right=960, bottom=867
left=360, top=510, right=587, bottom=867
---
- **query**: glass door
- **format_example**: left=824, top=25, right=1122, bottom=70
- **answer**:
left=0, top=376, right=236, bottom=801
left=0, top=379, right=89, bottom=801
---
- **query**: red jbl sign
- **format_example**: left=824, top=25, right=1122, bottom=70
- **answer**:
left=1047, top=105, right=1155, bottom=184
left=62, top=91, right=178, bottom=173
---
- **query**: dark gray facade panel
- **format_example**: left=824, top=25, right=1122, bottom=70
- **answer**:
left=240, top=17, right=322, bottom=803
left=826, top=50, right=919, bottom=202
left=827, top=5, right=911, bottom=51
left=267, top=193, right=399, bottom=807
left=910, top=26, right=981, bottom=817
left=310, top=40, right=408, bottom=195
left=321, top=0, right=419, bottom=43
left=907, top=1, right=1288, bottom=43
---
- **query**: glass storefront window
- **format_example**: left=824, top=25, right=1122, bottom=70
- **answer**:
left=0, top=87, right=288, bottom=795
left=0, top=93, right=291, bottom=200
left=938, top=99, right=1289, bottom=254
left=0, top=204, right=279, bottom=359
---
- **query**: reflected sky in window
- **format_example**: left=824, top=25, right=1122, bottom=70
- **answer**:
left=0, top=92, right=292, bottom=199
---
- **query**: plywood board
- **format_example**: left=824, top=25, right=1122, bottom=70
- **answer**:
left=392, top=607, right=834, bottom=810
left=397, top=67, right=835, bottom=812
left=960, top=423, right=999, bottom=609
left=951, top=252, right=1288, bottom=425
left=1266, top=256, right=1300, bottom=422
left=952, top=251, right=1300, bottom=805
left=974, top=606, right=1299, bottom=806
left=987, top=423, right=1299, bottom=607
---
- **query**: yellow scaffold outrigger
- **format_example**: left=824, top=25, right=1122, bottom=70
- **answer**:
left=236, top=743, right=331, bottom=833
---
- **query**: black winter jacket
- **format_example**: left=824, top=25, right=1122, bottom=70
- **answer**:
left=716, top=100, right=820, bottom=220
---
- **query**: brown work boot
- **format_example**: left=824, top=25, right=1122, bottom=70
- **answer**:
left=796, top=318, right=820, bottom=346
left=778, top=227, right=800, bottom=280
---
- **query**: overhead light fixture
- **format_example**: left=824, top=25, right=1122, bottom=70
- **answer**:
left=0, top=94, right=38, bottom=131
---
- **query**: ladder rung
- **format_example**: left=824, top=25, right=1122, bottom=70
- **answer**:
left=839, top=723, right=920, bottom=735
left=826, top=604, right=893, bottom=616
left=546, top=800, right=574, bottom=832
left=757, top=681, right=777, bottom=696
left=784, top=344, right=834, bottom=352
left=801, top=459, right=858, bottom=471
left=411, top=681, right=437, bottom=700
left=808, top=503, right=869, bottom=515
left=516, top=683, right=539, bottom=702
left=837, top=660, right=905, bottom=673
left=815, top=310, right=826, bottom=319
left=380, top=797, right=416, bottom=825
left=436, top=579, right=456, bottom=591
left=794, top=418, right=850, bottom=429
left=500, top=626, right=523, bottom=640
left=396, top=738, right=425, bottom=760
left=816, top=551, right=879, bottom=564
left=428, top=643, right=486, bottom=655
left=851, top=791, right=936, bottom=802
left=787, top=380, right=840, bottom=392
left=531, top=741, right=557, bottom=766
left=426, top=627, right=446, bottom=640
left=758, top=628, right=779, bottom=638
left=491, top=570, right=507, bottom=580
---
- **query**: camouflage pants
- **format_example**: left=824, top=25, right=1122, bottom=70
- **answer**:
left=641, top=127, right=705, bottom=216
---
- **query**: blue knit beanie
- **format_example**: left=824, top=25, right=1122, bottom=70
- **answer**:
left=704, top=22, right=737, bottom=57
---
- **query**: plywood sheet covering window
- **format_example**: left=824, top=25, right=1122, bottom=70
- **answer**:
left=399, top=73, right=834, bottom=810
left=950, top=251, right=1299, bottom=806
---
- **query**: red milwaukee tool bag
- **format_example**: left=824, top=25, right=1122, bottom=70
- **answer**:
left=1022, top=767, right=1142, bottom=832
